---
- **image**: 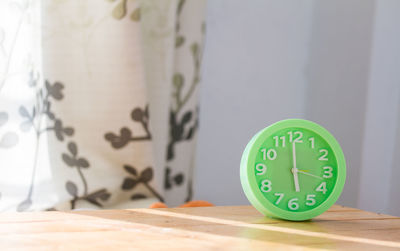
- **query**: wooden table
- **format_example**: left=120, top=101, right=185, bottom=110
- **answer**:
left=1, top=205, right=400, bottom=250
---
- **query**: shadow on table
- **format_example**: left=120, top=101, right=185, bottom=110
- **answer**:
left=67, top=206, right=400, bottom=250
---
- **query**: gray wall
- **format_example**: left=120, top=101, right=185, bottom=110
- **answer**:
left=194, top=0, right=400, bottom=215
left=194, top=1, right=313, bottom=206
left=304, top=0, right=374, bottom=206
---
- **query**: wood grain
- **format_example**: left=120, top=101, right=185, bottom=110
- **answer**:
left=0, top=205, right=399, bottom=250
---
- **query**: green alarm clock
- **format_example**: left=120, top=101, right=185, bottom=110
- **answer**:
left=240, top=119, right=346, bottom=221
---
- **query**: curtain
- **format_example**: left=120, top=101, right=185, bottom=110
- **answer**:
left=0, top=0, right=206, bottom=211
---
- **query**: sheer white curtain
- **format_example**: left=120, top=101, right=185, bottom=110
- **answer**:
left=0, top=0, right=206, bottom=211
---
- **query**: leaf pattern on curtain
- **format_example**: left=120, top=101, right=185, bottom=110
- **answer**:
left=165, top=0, right=205, bottom=203
left=107, top=0, right=141, bottom=22
left=17, top=79, right=75, bottom=212
left=0, top=112, right=18, bottom=149
left=63, top=141, right=111, bottom=209
left=104, top=106, right=151, bottom=149
left=15, top=79, right=113, bottom=211
left=168, top=45, right=201, bottom=161
left=121, top=165, right=164, bottom=202
left=104, top=106, right=164, bottom=203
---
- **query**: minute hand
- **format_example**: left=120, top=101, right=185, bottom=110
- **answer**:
left=297, top=170, right=323, bottom=180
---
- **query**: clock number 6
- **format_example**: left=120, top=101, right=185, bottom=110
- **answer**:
left=288, top=198, right=299, bottom=210
left=261, top=179, right=272, bottom=192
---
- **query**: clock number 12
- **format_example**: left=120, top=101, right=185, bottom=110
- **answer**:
left=288, top=131, right=303, bottom=143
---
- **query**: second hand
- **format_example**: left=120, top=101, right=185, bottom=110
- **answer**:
left=297, top=170, right=323, bottom=180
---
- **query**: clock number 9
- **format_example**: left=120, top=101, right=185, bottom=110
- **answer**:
left=261, top=148, right=277, bottom=160
left=255, top=163, right=267, bottom=175
left=261, top=179, right=272, bottom=192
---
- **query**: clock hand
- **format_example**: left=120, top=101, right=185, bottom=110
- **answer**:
left=297, top=170, right=323, bottom=180
left=291, top=142, right=300, bottom=192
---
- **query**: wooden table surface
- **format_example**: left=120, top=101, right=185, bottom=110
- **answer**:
left=1, top=205, right=400, bottom=250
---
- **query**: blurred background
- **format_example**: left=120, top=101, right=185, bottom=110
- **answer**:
left=194, top=0, right=400, bottom=216
left=1, top=0, right=399, bottom=216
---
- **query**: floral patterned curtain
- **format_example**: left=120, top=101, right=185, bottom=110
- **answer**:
left=0, top=0, right=206, bottom=211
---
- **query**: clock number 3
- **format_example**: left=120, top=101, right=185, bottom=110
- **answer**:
left=261, top=179, right=272, bottom=192
left=323, top=166, right=333, bottom=178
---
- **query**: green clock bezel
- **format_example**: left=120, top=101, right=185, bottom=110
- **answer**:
left=240, top=119, right=346, bottom=221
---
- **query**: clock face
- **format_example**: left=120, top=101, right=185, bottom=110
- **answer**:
left=240, top=119, right=346, bottom=221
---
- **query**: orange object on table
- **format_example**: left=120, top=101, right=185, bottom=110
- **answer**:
left=149, top=200, right=214, bottom=209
